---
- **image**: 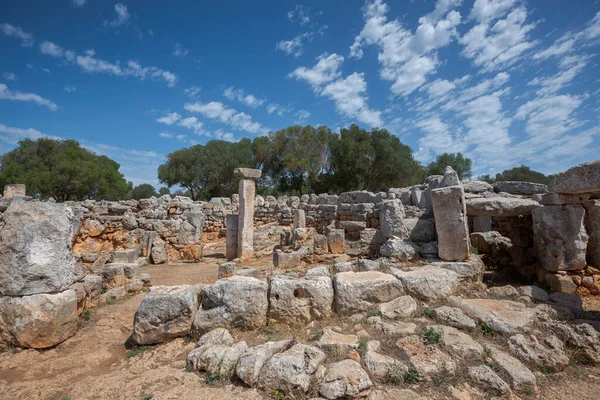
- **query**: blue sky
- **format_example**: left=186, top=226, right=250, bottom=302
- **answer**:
left=1, top=0, right=599, bottom=187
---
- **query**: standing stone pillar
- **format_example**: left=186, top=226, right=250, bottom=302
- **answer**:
left=293, top=209, right=306, bottom=229
left=225, top=214, right=239, bottom=260
left=234, top=168, right=262, bottom=259
left=3, top=184, right=26, bottom=200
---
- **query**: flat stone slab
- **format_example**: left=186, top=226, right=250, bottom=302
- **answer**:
left=466, top=197, right=541, bottom=217
left=448, top=296, right=537, bottom=334
left=233, top=168, right=262, bottom=180
left=548, top=159, right=600, bottom=194
left=493, top=181, right=547, bottom=195
left=390, top=266, right=459, bottom=300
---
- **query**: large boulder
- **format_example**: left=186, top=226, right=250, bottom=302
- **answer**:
left=379, top=199, right=407, bottom=239
left=192, top=276, right=268, bottom=337
left=319, top=359, right=373, bottom=399
left=462, top=180, right=493, bottom=194
left=493, top=181, right=547, bottom=195
left=132, top=285, right=201, bottom=345
left=404, top=218, right=436, bottom=243
left=487, top=346, right=537, bottom=392
left=258, top=343, right=327, bottom=395
left=0, top=289, right=77, bottom=348
left=333, top=271, right=404, bottom=315
left=379, top=239, right=419, bottom=261
left=390, top=266, right=459, bottom=300
left=508, top=333, right=569, bottom=372
left=548, top=159, right=600, bottom=194
left=0, top=201, right=77, bottom=296
left=396, top=335, right=456, bottom=380
left=466, top=197, right=541, bottom=216
left=269, top=275, right=333, bottom=323
left=448, top=297, right=537, bottom=334
left=532, top=204, right=588, bottom=271
left=236, top=340, right=292, bottom=387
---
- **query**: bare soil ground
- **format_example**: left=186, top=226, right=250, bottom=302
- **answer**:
left=1, top=246, right=600, bottom=400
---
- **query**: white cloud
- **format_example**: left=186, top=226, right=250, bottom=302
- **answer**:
left=580, top=11, right=600, bottom=41
left=295, top=109, right=311, bottom=121
left=276, top=34, right=306, bottom=57
left=289, top=53, right=344, bottom=86
left=290, top=53, right=383, bottom=127
left=175, top=134, right=187, bottom=141
left=533, top=37, right=575, bottom=60
left=0, top=123, right=47, bottom=145
left=214, top=129, right=235, bottom=142
left=185, top=101, right=265, bottom=134
left=184, top=85, right=201, bottom=98
left=2, top=72, right=16, bottom=81
left=64, top=85, right=76, bottom=93
left=266, top=103, right=293, bottom=116
left=72, top=0, right=86, bottom=7
left=223, top=87, right=266, bottom=108
left=469, top=0, right=517, bottom=23
left=0, top=83, right=58, bottom=111
left=104, top=3, right=131, bottom=28
left=173, top=43, right=189, bottom=58
left=158, top=131, right=173, bottom=138
left=460, top=4, right=538, bottom=71
left=178, top=116, right=207, bottom=135
left=1, top=23, right=34, bottom=47
left=40, top=41, right=67, bottom=57
left=287, top=5, right=311, bottom=25
left=528, top=56, right=588, bottom=96
left=350, top=0, right=462, bottom=95
left=156, top=112, right=181, bottom=125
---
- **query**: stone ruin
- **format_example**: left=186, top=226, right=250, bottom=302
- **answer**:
left=1, top=160, right=600, bottom=398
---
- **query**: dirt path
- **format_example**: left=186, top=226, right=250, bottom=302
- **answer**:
left=1, top=249, right=600, bottom=399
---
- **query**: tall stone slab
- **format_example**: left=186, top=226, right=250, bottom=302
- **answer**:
left=583, top=200, right=600, bottom=269
left=431, top=186, right=470, bottom=261
left=3, top=184, right=26, bottom=199
left=234, top=168, right=262, bottom=259
left=0, top=201, right=77, bottom=296
left=293, top=209, right=306, bottom=229
left=379, top=199, right=407, bottom=239
left=225, top=214, right=239, bottom=260
left=532, top=204, right=588, bottom=271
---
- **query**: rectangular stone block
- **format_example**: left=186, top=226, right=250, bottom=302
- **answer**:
left=225, top=214, right=238, bottom=260
left=234, top=168, right=262, bottom=180
left=327, top=229, right=345, bottom=254
left=431, top=185, right=470, bottom=261
left=293, top=209, right=306, bottom=229
left=540, top=192, right=591, bottom=205
left=237, top=179, right=256, bottom=259
left=3, top=184, right=26, bottom=199
left=583, top=200, right=600, bottom=269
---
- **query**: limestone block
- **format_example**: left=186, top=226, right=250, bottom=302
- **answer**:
left=548, top=159, right=600, bottom=194
left=233, top=168, right=262, bottom=180
left=431, top=185, right=470, bottom=261
left=2, top=184, right=26, bottom=199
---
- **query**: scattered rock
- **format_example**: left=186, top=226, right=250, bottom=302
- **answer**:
left=236, top=340, right=292, bottom=387
left=467, top=365, right=510, bottom=394
left=319, top=359, right=373, bottom=399
left=333, top=271, right=404, bottom=315
left=396, top=335, right=456, bottom=380
left=508, top=333, right=569, bottom=372
left=433, top=306, right=477, bottom=330
left=269, top=275, right=333, bottom=323
left=378, top=295, right=418, bottom=319
left=448, top=297, right=537, bottom=334
left=487, top=346, right=537, bottom=392
left=391, top=266, right=459, bottom=300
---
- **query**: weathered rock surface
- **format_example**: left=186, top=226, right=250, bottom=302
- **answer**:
left=493, top=181, right=547, bottom=196
left=431, top=185, right=470, bottom=261
left=548, top=159, right=600, bottom=194
left=364, top=350, right=406, bottom=380
left=429, top=325, right=484, bottom=359
left=433, top=306, right=477, bottom=329
left=333, top=271, right=404, bottom=315
left=0, top=289, right=77, bottom=348
left=448, top=297, right=537, bottom=334
left=462, top=180, right=493, bottom=194
left=466, top=197, right=540, bottom=216
left=468, top=365, right=510, bottom=394
left=367, top=316, right=417, bottom=336
left=487, top=346, right=537, bottom=391
left=258, top=343, right=327, bottom=395
left=236, top=340, right=292, bottom=387
left=391, top=266, right=459, bottom=300
left=583, top=200, right=600, bottom=269
left=396, top=335, right=456, bottom=380
left=508, top=333, right=569, bottom=372
left=379, top=239, right=419, bottom=261
left=532, top=204, right=588, bottom=271
left=192, top=276, right=268, bottom=337
left=379, top=199, right=407, bottom=239
left=269, top=275, right=333, bottom=323
left=404, top=218, right=436, bottom=243
left=0, top=201, right=77, bottom=296
left=319, top=359, right=373, bottom=399
left=378, top=295, right=418, bottom=319
left=132, top=284, right=201, bottom=345
left=317, top=328, right=359, bottom=353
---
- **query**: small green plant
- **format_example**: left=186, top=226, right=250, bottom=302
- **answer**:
left=484, top=360, right=505, bottom=373
left=83, top=308, right=91, bottom=321
left=523, top=385, right=534, bottom=396
left=388, top=362, right=405, bottom=384
left=471, top=247, right=480, bottom=255
left=311, top=328, right=324, bottom=341
left=369, top=309, right=382, bottom=317
left=420, top=327, right=443, bottom=344
left=206, top=372, right=219, bottom=385
left=127, top=349, right=140, bottom=358
left=540, top=365, right=550, bottom=374
left=186, top=362, right=194, bottom=373
left=486, top=347, right=493, bottom=356
left=404, top=366, right=420, bottom=383
left=61, top=397, right=72, bottom=400
left=481, top=323, right=495, bottom=336
left=262, top=332, right=280, bottom=343
left=272, top=389, right=286, bottom=400
left=422, top=306, right=434, bottom=318
left=141, top=395, right=153, bottom=400
left=357, top=340, right=368, bottom=357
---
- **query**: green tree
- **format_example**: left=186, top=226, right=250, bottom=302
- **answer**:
left=158, top=187, right=170, bottom=196
left=158, top=139, right=253, bottom=200
left=0, top=138, right=130, bottom=201
left=426, top=153, right=473, bottom=180
left=131, top=183, right=157, bottom=200
left=327, top=125, right=424, bottom=192
left=480, top=165, right=553, bottom=184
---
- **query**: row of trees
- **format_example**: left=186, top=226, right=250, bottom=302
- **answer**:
left=0, top=125, right=555, bottom=202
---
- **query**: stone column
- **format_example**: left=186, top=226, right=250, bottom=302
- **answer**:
left=225, top=214, right=239, bottom=260
left=234, top=168, right=262, bottom=259
left=3, top=184, right=26, bottom=200
left=293, top=209, right=306, bottom=229
left=431, top=185, right=470, bottom=261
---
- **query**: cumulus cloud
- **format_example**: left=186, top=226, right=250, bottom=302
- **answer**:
left=223, top=87, right=266, bottom=108
left=173, top=43, right=189, bottom=58
left=1, top=23, right=34, bottom=47
left=0, top=123, right=47, bottom=145
left=64, top=85, right=76, bottom=93
left=184, top=86, right=201, bottom=98
left=185, top=101, right=265, bottom=134
left=104, top=3, right=131, bottom=28
left=2, top=72, right=16, bottom=81
left=156, top=112, right=181, bottom=125
left=0, top=83, right=58, bottom=111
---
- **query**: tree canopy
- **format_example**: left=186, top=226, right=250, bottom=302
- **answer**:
left=480, top=165, right=553, bottom=184
left=426, top=153, right=472, bottom=180
left=131, top=183, right=157, bottom=200
left=0, top=138, right=130, bottom=201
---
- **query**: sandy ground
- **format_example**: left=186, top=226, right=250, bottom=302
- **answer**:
left=1, top=245, right=600, bottom=400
